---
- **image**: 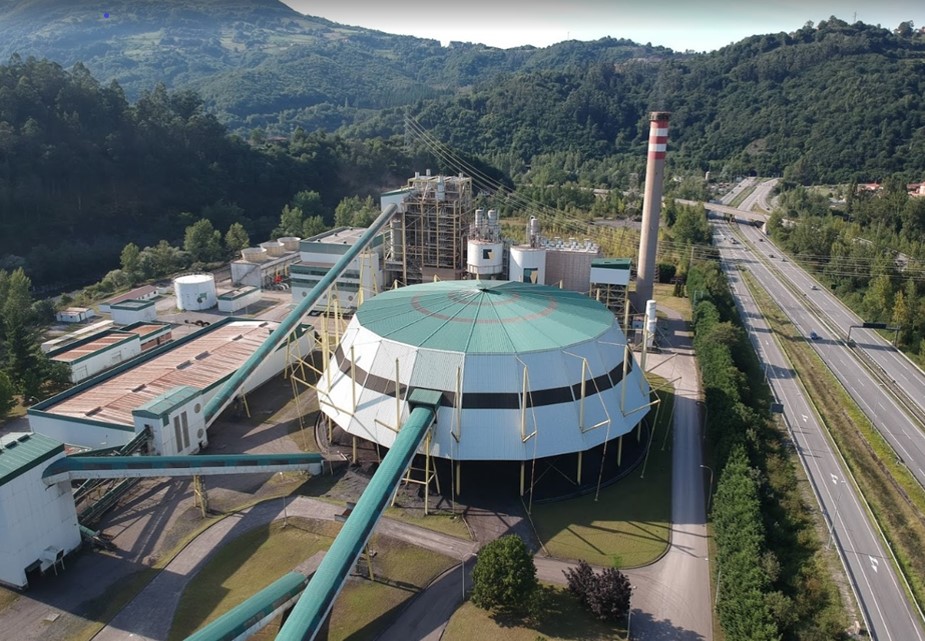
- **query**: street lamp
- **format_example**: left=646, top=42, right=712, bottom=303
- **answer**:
left=626, top=584, right=637, bottom=640
left=700, top=464, right=714, bottom=514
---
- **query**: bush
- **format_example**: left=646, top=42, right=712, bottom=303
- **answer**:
left=563, top=561, right=631, bottom=623
left=471, top=534, right=538, bottom=615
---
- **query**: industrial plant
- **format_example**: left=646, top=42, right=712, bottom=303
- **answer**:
left=0, top=113, right=671, bottom=641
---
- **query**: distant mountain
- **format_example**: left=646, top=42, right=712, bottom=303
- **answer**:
left=0, top=0, right=674, bottom=132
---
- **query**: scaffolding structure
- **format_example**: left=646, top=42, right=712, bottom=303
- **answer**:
left=384, top=173, right=473, bottom=284
left=595, top=283, right=629, bottom=326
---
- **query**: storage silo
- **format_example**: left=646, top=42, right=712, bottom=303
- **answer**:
left=316, top=280, right=651, bottom=497
left=174, top=274, right=217, bottom=311
left=509, top=245, right=547, bottom=284
left=467, top=238, right=504, bottom=277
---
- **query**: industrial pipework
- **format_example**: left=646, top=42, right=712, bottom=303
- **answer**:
left=203, top=204, right=398, bottom=425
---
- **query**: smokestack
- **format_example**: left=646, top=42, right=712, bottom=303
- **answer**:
left=635, top=111, right=670, bottom=309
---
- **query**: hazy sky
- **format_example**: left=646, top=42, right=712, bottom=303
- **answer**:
left=280, top=1, right=922, bottom=52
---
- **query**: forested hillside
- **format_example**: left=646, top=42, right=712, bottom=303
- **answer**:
left=386, top=18, right=925, bottom=186
left=0, top=0, right=671, bottom=132
left=0, top=57, right=418, bottom=290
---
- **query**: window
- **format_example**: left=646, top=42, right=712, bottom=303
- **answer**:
left=173, top=416, right=183, bottom=451
left=181, top=411, right=190, bottom=449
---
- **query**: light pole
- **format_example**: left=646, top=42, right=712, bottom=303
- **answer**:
left=626, top=584, right=637, bottom=639
left=700, top=464, right=714, bottom=513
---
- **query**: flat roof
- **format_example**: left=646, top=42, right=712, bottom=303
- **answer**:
left=106, top=285, right=158, bottom=306
left=218, top=286, right=259, bottom=300
left=38, top=320, right=279, bottom=428
left=304, top=227, right=367, bottom=246
left=111, top=299, right=155, bottom=310
left=0, top=432, right=64, bottom=486
left=49, top=331, right=136, bottom=363
left=123, top=322, right=170, bottom=338
left=60, top=307, right=92, bottom=314
left=592, top=258, right=632, bottom=269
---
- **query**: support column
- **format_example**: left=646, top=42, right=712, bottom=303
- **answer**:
left=455, top=461, right=461, bottom=497
left=617, top=436, right=623, bottom=467
left=520, top=461, right=525, bottom=497
left=577, top=451, right=583, bottom=485
left=352, top=435, right=357, bottom=464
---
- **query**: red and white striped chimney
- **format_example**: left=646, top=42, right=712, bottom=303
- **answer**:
left=635, top=111, right=670, bottom=309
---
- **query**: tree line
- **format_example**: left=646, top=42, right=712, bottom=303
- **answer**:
left=686, top=259, right=846, bottom=640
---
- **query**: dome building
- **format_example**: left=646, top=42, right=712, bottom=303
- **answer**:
left=316, top=280, right=652, bottom=496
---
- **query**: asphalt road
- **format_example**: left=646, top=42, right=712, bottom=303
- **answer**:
left=711, top=210, right=925, bottom=639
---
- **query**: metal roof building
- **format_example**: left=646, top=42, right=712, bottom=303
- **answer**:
left=317, top=280, right=650, bottom=466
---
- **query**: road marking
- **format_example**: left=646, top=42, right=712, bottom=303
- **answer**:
left=802, top=414, right=808, bottom=423
left=869, top=556, right=879, bottom=573
left=830, top=474, right=839, bottom=485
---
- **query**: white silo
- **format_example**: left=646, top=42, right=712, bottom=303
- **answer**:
left=510, top=245, right=547, bottom=284
left=645, top=299, right=658, bottom=348
left=174, top=274, right=217, bottom=311
left=467, top=239, right=504, bottom=277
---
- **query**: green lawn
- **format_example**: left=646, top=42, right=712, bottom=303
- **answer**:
left=170, top=520, right=456, bottom=641
left=531, top=382, right=674, bottom=568
left=384, top=505, right=473, bottom=540
left=442, top=586, right=625, bottom=641
left=653, top=282, right=692, bottom=321
left=169, top=518, right=341, bottom=641
left=327, top=535, right=457, bottom=641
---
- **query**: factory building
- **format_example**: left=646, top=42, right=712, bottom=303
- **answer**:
left=100, top=285, right=159, bottom=314
left=217, top=286, right=261, bottom=314
left=29, top=318, right=313, bottom=451
left=47, top=323, right=172, bottom=384
left=507, top=217, right=602, bottom=293
left=0, top=432, right=81, bottom=589
left=316, top=280, right=650, bottom=495
left=382, top=172, right=474, bottom=284
left=290, top=228, right=384, bottom=311
left=55, top=307, right=94, bottom=324
left=231, top=237, right=301, bottom=289
left=110, top=298, right=157, bottom=325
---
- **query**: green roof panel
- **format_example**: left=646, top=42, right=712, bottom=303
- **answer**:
left=0, top=432, right=65, bottom=486
left=356, top=280, right=613, bottom=354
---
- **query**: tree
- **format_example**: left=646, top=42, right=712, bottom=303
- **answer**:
left=302, top=216, right=327, bottom=238
left=274, top=204, right=304, bottom=237
left=120, top=243, right=141, bottom=284
left=471, top=534, right=538, bottom=614
left=183, top=219, right=223, bottom=263
left=1, top=269, right=43, bottom=399
left=291, top=190, right=327, bottom=222
left=864, top=274, right=894, bottom=322
left=224, top=222, right=250, bottom=256
left=0, top=371, right=15, bottom=417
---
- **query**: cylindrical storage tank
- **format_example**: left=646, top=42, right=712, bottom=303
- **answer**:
left=509, top=245, right=546, bottom=285
left=487, top=209, right=499, bottom=231
left=174, top=274, right=217, bottom=311
left=528, top=216, right=541, bottom=244
left=260, top=241, right=285, bottom=257
left=474, top=209, right=485, bottom=232
left=241, top=247, right=268, bottom=263
left=467, top=240, right=504, bottom=276
left=645, top=299, right=657, bottom=347
left=277, top=236, right=301, bottom=252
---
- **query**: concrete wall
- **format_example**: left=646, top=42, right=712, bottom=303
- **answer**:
left=0, top=455, right=80, bottom=588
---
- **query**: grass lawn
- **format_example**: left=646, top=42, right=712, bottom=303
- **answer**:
left=170, top=520, right=456, bottom=641
left=442, top=585, right=624, bottom=641
left=652, top=282, right=691, bottom=321
left=384, top=505, right=472, bottom=540
left=169, top=518, right=341, bottom=641
left=531, top=380, right=674, bottom=568
left=326, top=535, right=457, bottom=641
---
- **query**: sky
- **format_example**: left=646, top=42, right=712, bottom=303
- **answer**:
left=280, top=1, right=922, bottom=52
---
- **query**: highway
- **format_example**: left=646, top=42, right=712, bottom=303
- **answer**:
left=737, top=221, right=925, bottom=431
left=713, top=221, right=925, bottom=641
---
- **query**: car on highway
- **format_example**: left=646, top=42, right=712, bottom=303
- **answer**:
left=809, top=331, right=821, bottom=340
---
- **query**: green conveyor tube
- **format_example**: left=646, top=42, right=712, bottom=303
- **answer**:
left=275, top=406, right=435, bottom=641
left=204, top=204, right=398, bottom=425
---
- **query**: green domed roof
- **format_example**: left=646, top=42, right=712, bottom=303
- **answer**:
left=355, top=280, right=616, bottom=354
